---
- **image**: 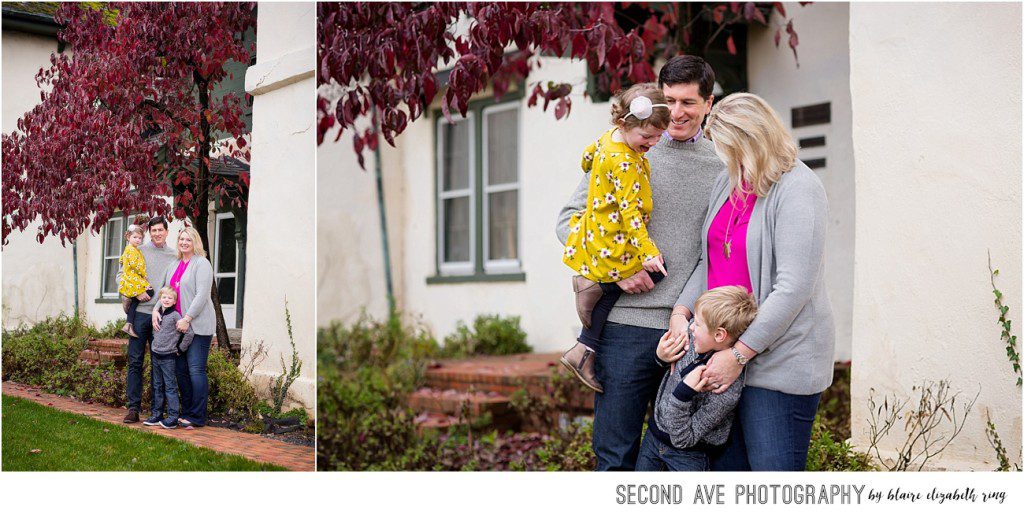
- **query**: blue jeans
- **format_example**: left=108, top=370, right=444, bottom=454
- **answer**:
left=126, top=313, right=155, bottom=411
left=175, top=334, right=212, bottom=425
left=151, top=354, right=179, bottom=420
left=592, top=322, right=667, bottom=471
left=636, top=431, right=710, bottom=471
left=710, top=386, right=821, bottom=471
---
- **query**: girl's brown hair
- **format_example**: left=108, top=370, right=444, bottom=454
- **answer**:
left=609, top=82, right=671, bottom=131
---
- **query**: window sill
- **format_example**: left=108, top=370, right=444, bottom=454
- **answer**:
left=95, top=297, right=122, bottom=304
left=426, top=272, right=526, bottom=285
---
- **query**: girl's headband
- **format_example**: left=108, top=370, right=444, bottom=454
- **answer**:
left=621, top=96, right=669, bottom=121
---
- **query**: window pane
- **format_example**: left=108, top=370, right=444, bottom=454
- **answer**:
left=103, top=257, right=119, bottom=295
left=486, top=108, right=518, bottom=186
left=217, top=217, right=237, bottom=273
left=443, top=196, right=471, bottom=263
left=488, top=190, right=518, bottom=261
left=105, top=218, right=123, bottom=258
left=441, top=118, right=471, bottom=191
left=216, top=277, right=236, bottom=305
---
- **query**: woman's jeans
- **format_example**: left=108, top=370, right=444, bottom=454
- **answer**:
left=636, top=431, right=710, bottom=471
left=592, top=322, right=667, bottom=471
left=175, top=334, right=212, bottom=425
left=710, top=386, right=821, bottom=471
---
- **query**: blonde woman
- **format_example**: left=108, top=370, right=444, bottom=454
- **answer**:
left=660, top=93, right=835, bottom=471
left=152, top=226, right=216, bottom=428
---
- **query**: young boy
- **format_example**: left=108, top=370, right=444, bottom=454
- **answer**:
left=142, top=287, right=194, bottom=429
left=636, top=285, right=758, bottom=471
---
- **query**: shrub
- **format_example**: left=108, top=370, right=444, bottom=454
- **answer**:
left=806, top=417, right=874, bottom=471
left=533, top=419, right=596, bottom=471
left=317, top=312, right=441, bottom=470
left=207, top=346, right=261, bottom=417
left=441, top=314, right=531, bottom=358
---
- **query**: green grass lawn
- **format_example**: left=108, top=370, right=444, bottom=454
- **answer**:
left=1, top=394, right=285, bottom=471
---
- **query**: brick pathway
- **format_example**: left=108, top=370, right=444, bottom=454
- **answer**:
left=3, top=381, right=314, bottom=471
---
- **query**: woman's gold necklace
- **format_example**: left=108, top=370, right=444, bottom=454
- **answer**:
left=722, top=189, right=748, bottom=260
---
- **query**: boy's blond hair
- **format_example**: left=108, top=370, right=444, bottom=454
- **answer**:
left=694, top=286, right=758, bottom=343
left=158, top=287, right=178, bottom=301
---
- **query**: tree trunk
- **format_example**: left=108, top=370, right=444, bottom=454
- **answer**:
left=194, top=73, right=232, bottom=353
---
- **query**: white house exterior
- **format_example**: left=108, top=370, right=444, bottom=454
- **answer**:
left=319, top=3, right=1021, bottom=470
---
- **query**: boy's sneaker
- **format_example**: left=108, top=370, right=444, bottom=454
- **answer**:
left=142, top=415, right=163, bottom=426
left=159, top=418, right=178, bottom=429
left=121, top=322, right=138, bottom=338
left=560, top=342, right=603, bottom=393
left=572, top=275, right=603, bottom=329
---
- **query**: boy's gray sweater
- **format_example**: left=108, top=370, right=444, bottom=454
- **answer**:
left=152, top=308, right=195, bottom=356
left=651, top=346, right=744, bottom=450
left=556, top=137, right=723, bottom=330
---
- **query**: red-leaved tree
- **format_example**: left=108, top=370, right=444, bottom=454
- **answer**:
left=2, top=2, right=255, bottom=349
left=317, top=2, right=808, bottom=165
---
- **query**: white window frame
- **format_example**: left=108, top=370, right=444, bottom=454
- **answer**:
left=213, top=212, right=238, bottom=306
left=481, top=102, right=521, bottom=274
left=100, top=216, right=126, bottom=298
left=436, top=112, right=475, bottom=276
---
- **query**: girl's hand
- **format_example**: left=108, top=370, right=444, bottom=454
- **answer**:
left=176, top=318, right=190, bottom=333
left=684, top=365, right=709, bottom=390
left=643, top=254, right=668, bottom=276
left=656, top=329, right=686, bottom=364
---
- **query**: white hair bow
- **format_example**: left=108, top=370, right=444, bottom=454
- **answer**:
left=622, top=96, right=668, bottom=121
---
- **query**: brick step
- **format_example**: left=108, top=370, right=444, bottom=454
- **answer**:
left=407, top=387, right=511, bottom=417
left=87, top=338, right=128, bottom=351
left=412, top=412, right=468, bottom=432
left=79, top=349, right=127, bottom=366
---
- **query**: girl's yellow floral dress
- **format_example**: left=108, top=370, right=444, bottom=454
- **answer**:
left=563, top=128, right=659, bottom=283
left=118, top=244, right=149, bottom=297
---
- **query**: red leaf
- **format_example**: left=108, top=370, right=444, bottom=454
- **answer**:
left=773, top=2, right=787, bottom=17
left=774, top=28, right=781, bottom=47
left=554, top=98, right=567, bottom=120
left=713, top=5, right=727, bottom=24
left=726, top=35, right=737, bottom=55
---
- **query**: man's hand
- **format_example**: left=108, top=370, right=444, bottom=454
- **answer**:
left=703, top=349, right=744, bottom=394
left=136, top=292, right=151, bottom=302
left=617, top=269, right=655, bottom=294
left=683, top=365, right=709, bottom=390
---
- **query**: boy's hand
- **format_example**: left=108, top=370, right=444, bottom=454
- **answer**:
left=684, top=365, right=709, bottom=390
left=657, top=330, right=686, bottom=364
left=643, top=254, right=668, bottom=276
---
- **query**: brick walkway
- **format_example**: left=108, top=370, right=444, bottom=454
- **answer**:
left=3, top=381, right=314, bottom=471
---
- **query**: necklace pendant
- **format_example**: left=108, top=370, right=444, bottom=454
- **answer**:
left=723, top=241, right=731, bottom=259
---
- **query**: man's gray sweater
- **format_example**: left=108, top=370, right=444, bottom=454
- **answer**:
left=651, top=347, right=744, bottom=449
left=117, top=241, right=177, bottom=310
left=556, top=136, right=723, bottom=330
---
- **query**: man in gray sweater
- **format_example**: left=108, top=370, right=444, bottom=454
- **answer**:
left=556, top=56, right=724, bottom=470
left=118, top=216, right=178, bottom=423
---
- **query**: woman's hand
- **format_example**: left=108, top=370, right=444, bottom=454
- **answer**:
left=176, top=317, right=190, bottom=333
left=667, top=310, right=691, bottom=352
left=152, top=310, right=162, bottom=332
left=703, top=348, right=744, bottom=393
left=656, top=329, right=687, bottom=364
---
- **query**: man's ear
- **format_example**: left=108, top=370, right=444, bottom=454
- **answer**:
left=714, top=327, right=729, bottom=344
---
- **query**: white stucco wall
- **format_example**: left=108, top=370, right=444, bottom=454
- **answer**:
left=1, top=30, right=79, bottom=328
left=848, top=2, right=1022, bottom=470
left=747, top=2, right=854, bottom=362
left=242, top=2, right=316, bottom=410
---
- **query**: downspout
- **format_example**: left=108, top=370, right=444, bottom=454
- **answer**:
left=373, top=127, right=396, bottom=315
left=72, top=240, right=80, bottom=318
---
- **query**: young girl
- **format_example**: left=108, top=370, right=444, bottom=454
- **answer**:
left=560, top=83, right=671, bottom=393
left=119, top=224, right=153, bottom=338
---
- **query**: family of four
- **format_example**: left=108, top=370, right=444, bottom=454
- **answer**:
left=556, top=55, right=835, bottom=471
left=117, top=217, right=217, bottom=430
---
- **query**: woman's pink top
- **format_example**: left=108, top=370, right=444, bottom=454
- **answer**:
left=168, top=260, right=190, bottom=315
left=707, top=186, right=756, bottom=293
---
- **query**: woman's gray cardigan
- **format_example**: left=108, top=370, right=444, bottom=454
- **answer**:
left=157, top=256, right=216, bottom=336
left=676, top=161, right=836, bottom=395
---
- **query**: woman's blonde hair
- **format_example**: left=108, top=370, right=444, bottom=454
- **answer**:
left=176, top=226, right=207, bottom=260
left=704, top=92, right=797, bottom=198
left=610, top=82, right=671, bottom=131
left=694, top=286, right=758, bottom=343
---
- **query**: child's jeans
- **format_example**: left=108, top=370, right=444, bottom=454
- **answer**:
left=577, top=270, right=665, bottom=350
left=125, top=288, right=155, bottom=327
left=151, top=353, right=179, bottom=421
left=635, top=430, right=710, bottom=471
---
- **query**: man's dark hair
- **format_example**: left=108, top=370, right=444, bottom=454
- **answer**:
left=658, top=55, right=716, bottom=99
left=147, top=216, right=169, bottom=230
